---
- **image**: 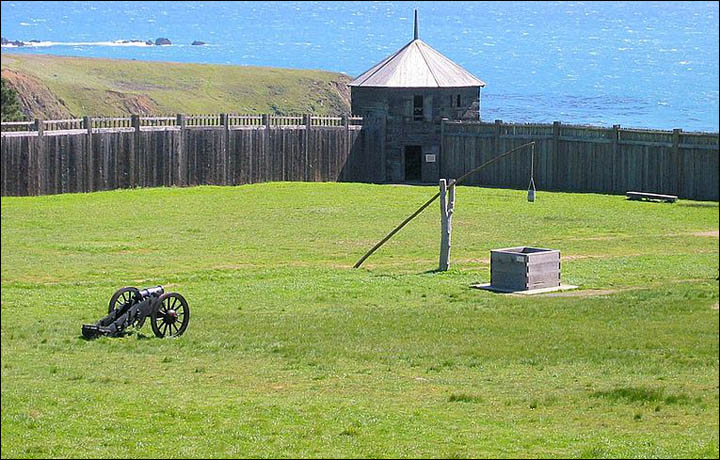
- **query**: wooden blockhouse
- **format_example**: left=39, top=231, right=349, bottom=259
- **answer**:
left=350, top=10, right=486, bottom=183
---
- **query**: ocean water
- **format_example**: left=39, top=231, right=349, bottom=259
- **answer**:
left=1, top=1, right=718, bottom=132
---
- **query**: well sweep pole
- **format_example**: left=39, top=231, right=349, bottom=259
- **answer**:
left=353, top=141, right=535, bottom=268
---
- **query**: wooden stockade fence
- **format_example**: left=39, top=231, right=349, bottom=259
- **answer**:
left=0, top=114, right=369, bottom=196
left=440, top=120, right=719, bottom=201
left=0, top=113, right=365, bottom=135
left=1, top=115, right=718, bottom=200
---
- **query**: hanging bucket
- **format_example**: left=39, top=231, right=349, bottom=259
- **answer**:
left=527, top=178, right=536, bottom=202
left=527, top=144, right=536, bottom=202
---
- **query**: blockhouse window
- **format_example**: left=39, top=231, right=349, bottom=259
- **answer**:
left=414, top=95, right=424, bottom=121
left=456, top=94, right=461, bottom=107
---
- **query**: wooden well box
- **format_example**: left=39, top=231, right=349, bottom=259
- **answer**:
left=490, top=247, right=561, bottom=292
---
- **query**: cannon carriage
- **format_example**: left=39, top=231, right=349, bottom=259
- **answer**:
left=82, top=286, right=190, bottom=339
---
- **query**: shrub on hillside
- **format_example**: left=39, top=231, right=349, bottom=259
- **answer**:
left=1, top=77, right=25, bottom=121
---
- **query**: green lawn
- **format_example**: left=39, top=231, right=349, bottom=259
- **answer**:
left=1, top=183, right=718, bottom=458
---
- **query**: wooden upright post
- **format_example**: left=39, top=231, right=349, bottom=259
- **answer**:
left=494, top=119, right=503, bottom=183
left=221, top=113, right=230, bottom=185
left=672, top=128, right=682, bottom=196
left=176, top=113, right=186, bottom=186
left=83, top=116, right=93, bottom=192
left=340, top=115, right=349, bottom=181
left=83, top=116, right=92, bottom=135
left=438, top=178, right=455, bottom=272
left=612, top=124, right=620, bottom=193
left=261, top=114, right=270, bottom=182
left=304, top=114, right=312, bottom=181
left=34, top=119, right=44, bottom=137
left=551, top=121, right=560, bottom=190
left=33, top=119, right=44, bottom=195
left=129, top=114, right=140, bottom=187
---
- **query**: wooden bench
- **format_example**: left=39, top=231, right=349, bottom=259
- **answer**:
left=626, top=191, right=678, bottom=203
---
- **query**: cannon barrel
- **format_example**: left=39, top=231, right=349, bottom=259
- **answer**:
left=139, top=285, right=164, bottom=298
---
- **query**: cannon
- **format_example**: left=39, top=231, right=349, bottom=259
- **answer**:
left=82, top=286, right=190, bottom=339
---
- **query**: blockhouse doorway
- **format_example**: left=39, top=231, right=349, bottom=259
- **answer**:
left=404, top=145, right=422, bottom=182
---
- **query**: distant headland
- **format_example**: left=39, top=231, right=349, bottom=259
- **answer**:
left=0, top=53, right=350, bottom=119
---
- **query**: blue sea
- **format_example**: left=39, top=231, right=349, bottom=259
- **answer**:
left=1, top=1, right=718, bottom=132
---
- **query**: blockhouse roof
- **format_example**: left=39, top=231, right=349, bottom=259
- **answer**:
left=349, top=11, right=485, bottom=88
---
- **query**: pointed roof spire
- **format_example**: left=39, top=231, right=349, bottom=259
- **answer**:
left=413, top=9, right=419, bottom=40
left=349, top=8, right=486, bottom=88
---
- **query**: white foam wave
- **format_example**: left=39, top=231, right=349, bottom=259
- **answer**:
left=1, top=40, right=162, bottom=48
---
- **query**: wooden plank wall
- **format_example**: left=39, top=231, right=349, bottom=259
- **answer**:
left=1, top=124, right=367, bottom=196
left=441, top=120, right=719, bottom=201
left=2, top=118, right=718, bottom=201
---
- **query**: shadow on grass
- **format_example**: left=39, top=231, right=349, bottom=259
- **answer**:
left=448, top=393, right=483, bottom=403
left=678, top=202, right=719, bottom=208
left=591, top=386, right=693, bottom=405
left=78, top=330, right=146, bottom=341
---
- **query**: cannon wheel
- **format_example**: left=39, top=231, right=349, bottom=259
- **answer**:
left=151, top=292, right=190, bottom=338
left=108, top=287, right=140, bottom=315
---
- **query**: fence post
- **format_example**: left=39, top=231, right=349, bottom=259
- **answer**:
left=221, top=113, right=230, bottom=185
left=673, top=128, right=682, bottom=196
left=34, top=119, right=44, bottom=195
left=552, top=121, right=561, bottom=189
left=34, top=119, right=44, bottom=137
left=128, top=115, right=140, bottom=188
left=82, top=116, right=93, bottom=192
left=494, top=119, right=502, bottom=183
left=176, top=113, right=186, bottom=130
left=611, top=124, right=620, bottom=193
left=303, top=114, right=312, bottom=181
left=341, top=115, right=349, bottom=181
left=28, top=119, right=43, bottom=196
left=176, top=114, right=186, bottom=186
left=494, top=119, right=502, bottom=151
left=281, top=116, right=286, bottom=181
left=260, top=114, right=270, bottom=182
left=552, top=121, right=560, bottom=151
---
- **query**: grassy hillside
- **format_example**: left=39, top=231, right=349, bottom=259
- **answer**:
left=1, top=183, right=718, bottom=458
left=0, top=53, right=351, bottom=119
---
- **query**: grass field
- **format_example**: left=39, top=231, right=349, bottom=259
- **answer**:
left=1, top=182, right=718, bottom=458
left=0, top=53, right=350, bottom=118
